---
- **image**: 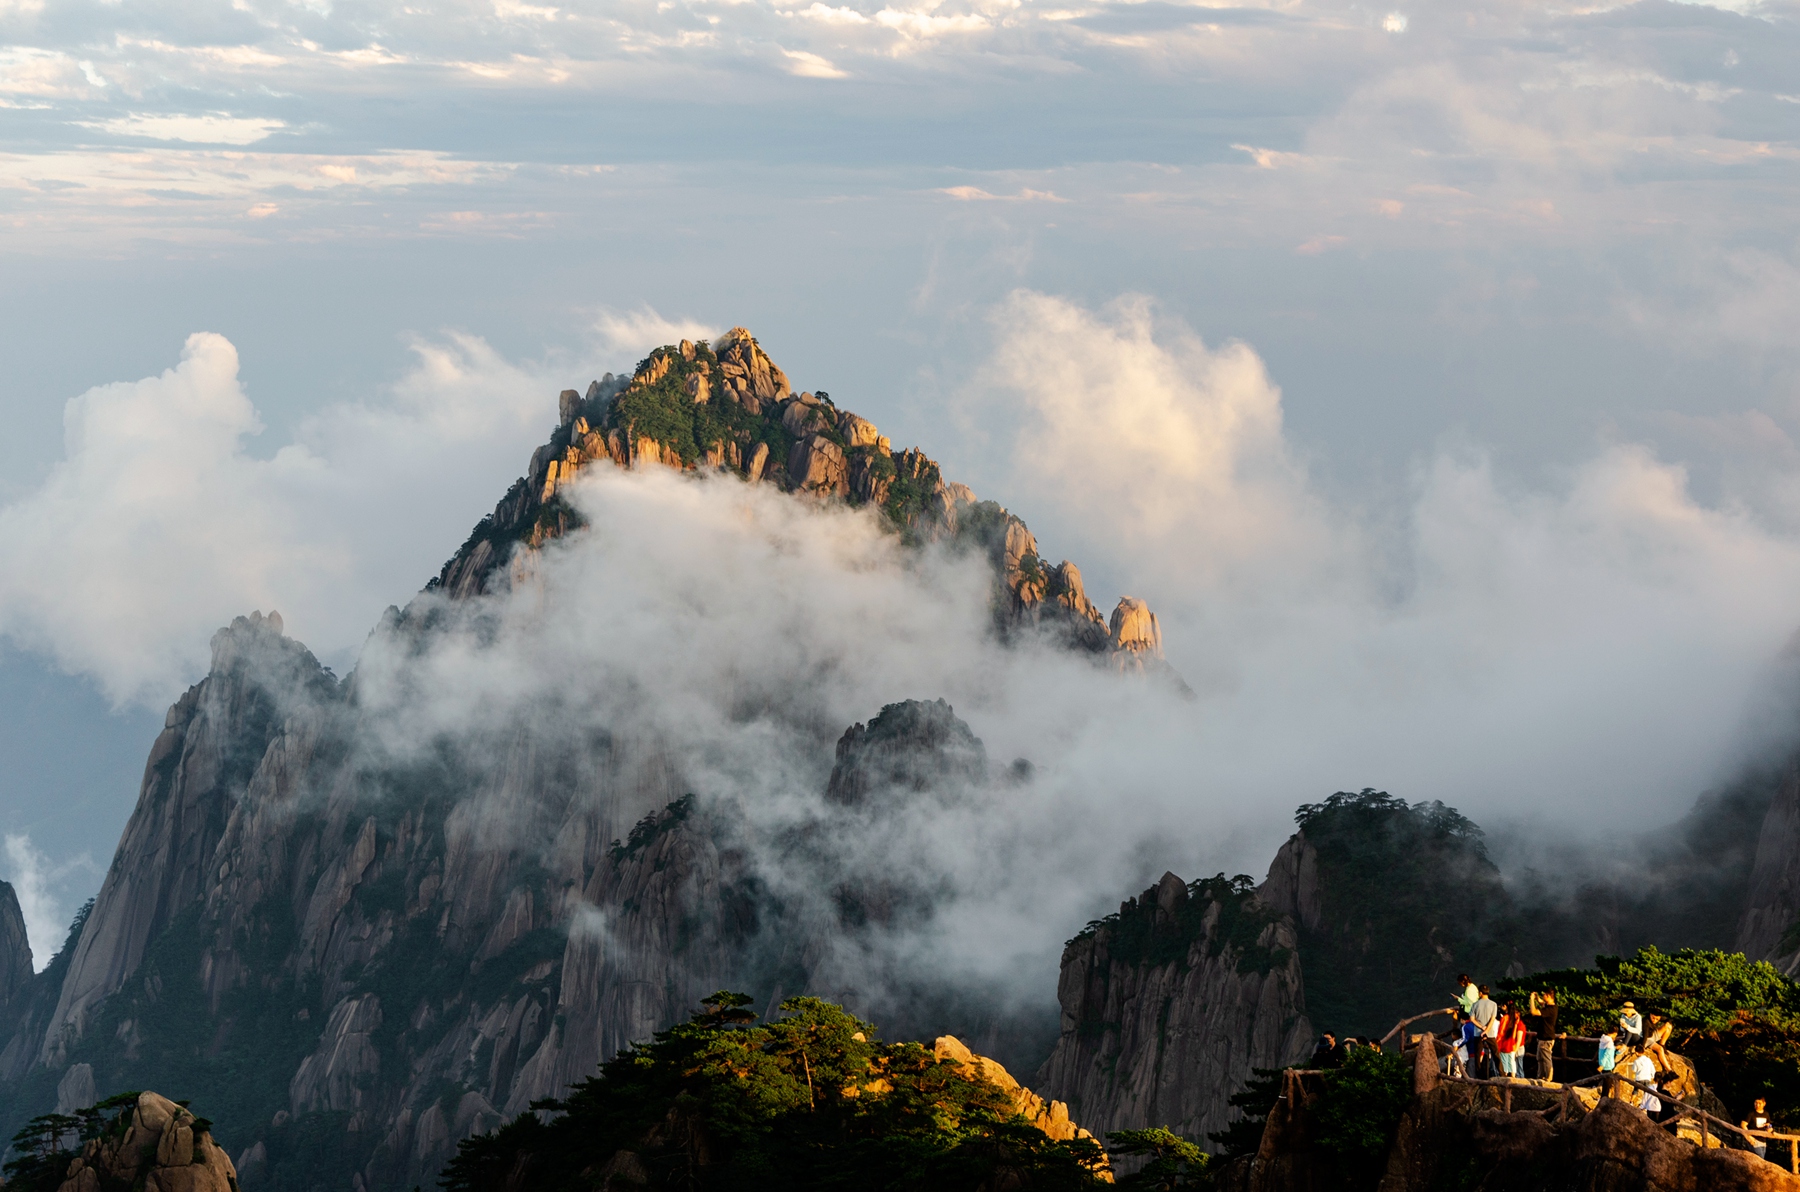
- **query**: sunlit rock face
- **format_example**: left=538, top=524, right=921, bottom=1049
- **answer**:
left=0, top=331, right=1186, bottom=1191
left=428, top=329, right=1174, bottom=668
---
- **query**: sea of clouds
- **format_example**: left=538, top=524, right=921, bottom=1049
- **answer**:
left=5, top=295, right=1800, bottom=974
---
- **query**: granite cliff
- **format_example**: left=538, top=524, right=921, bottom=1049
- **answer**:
left=1033, top=873, right=1311, bottom=1143
left=1737, top=762, right=1800, bottom=974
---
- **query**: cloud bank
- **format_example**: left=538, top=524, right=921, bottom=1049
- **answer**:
left=0, top=327, right=625, bottom=703
left=5, top=293, right=1798, bottom=880
left=965, top=292, right=1800, bottom=835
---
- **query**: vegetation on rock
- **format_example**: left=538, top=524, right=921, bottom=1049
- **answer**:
left=1288, top=790, right=1522, bottom=1036
left=440, top=993, right=1108, bottom=1191
left=1208, top=1067, right=1285, bottom=1158
left=5, top=1090, right=233, bottom=1192
left=1104, top=1127, right=1211, bottom=1190
left=1070, top=874, right=1287, bottom=975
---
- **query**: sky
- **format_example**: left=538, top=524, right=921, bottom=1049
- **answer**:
left=1, top=0, right=1799, bottom=961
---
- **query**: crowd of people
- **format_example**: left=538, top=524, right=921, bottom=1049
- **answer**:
left=1445, top=976, right=1560, bottom=1083
left=1299, top=974, right=1786, bottom=1159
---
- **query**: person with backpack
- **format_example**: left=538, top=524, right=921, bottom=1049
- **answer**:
left=1471, top=986, right=1500, bottom=1078
left=1456, top=1013, right=1481, bottom=1077
left=1508, top=1003, right=1532, bottom=1077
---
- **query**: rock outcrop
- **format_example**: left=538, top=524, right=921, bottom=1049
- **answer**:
left=0, top=610, right=1046, bottom=1192
left=1034, top=873, right=1312, bottom=1143
left=1215, top=1070, right=1800, bottom=1192
left=55, top=1091, right=239, bottom=1192
left=1255, top=792, right=1521, bottom=1038
left=0, top=878, right=33, bottom=1010
left=823, top=699, right=987, bottom=809
left=934, top=1035, right=1104, bottom=1150
left=42, top=610, right=333, bottom=1067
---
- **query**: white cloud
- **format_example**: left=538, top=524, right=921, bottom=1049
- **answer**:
left=2, top=834, right=93, bottom=969
left=0, top=331, right=579, bottom=704
left=74, top=112, right=288, bottom=144
left=592, top=306, right=721, bottom=359
left=937, top=185, right=1065, bottom=201
left=0, top=49, right=99, bottom=98
left=963, top=292, right=1800, bottom=829
left=782, top=48, right=849, bottom=77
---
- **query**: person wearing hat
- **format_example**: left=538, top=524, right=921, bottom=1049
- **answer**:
left=1619, top=1002, right=1644, bottom=1050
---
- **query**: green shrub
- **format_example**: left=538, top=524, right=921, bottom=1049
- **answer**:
left=1208, top=1067, right=1284, bottom=1157
left=1106, top=1127, right=1210, bottom=1190
left=1069, top=874, right=1286, bottom=975
left=1313, top=1047, right=1409, bottom=1189
left=441, top=994, right=1109, bottom=1191
left=1508, top=947, right=1800, bottom=1122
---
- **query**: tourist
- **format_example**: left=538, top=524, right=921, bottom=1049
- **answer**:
left=1472, top=986, right=1499, bottom=1079
left=1742, top=1096, right=1772, bottom=1160
left=1596, top=1029, right=1617, bottom=1073
left=1509, top=1007, right=1530, bottom=1078
left=1629, top=1051, right=1659, bottom=1115
left=1496, top=1003, right=1523, bottom=1077
left=1643, top=1013, right=1674, bottom=1069
left=1454, top=1013, right=1477, bottom=1074
left=1619, top=1001, right=1644, bottom=1049
left=1531, top=990, right=1559, bottom=1083
left=1455, top=973, right=1479, bottom=1014
left=1310, top=1032, right=1339, bottom=1070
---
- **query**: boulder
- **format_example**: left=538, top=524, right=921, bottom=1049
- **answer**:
left=787, top=435, right=848, bottom=496
left=55, top=1092, right=238, bottom=1192
left=839, top=412, right=881, bottom=449
left=1109, top=597, right=1162, bottom=656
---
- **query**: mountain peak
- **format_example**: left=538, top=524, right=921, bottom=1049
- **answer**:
left=428, top=331, right=1173, bottom=670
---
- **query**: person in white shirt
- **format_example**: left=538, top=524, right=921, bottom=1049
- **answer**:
left=1630, top=1053, right=1660, bottom=1115
left=1470, top=987, right=1500, bottom=1078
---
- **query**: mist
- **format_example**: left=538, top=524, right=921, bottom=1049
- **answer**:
left=6, top=292, right=1800, bottom=978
